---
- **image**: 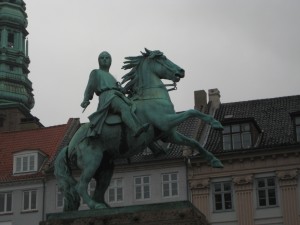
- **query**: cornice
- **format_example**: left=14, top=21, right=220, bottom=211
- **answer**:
left=191, top=146, right=300, bottom=167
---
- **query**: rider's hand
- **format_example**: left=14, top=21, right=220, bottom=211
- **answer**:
left=81, top=101, right=90, bottom=108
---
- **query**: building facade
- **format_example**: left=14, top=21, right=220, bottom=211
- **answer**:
left=189, top=91, right=300, bottom=225
left=0, top=118, right=80, bottom=225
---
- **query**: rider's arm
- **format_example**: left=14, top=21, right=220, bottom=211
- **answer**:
left=81, top=70, right=96, bottom=108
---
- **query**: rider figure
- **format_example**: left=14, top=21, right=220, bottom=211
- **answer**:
left=81, top=51, right=149, bottom=137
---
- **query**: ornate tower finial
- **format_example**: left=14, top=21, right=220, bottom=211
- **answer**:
left=0, top=0, right=34, bottom=110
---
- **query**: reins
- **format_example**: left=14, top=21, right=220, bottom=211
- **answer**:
left=136, top=82, right=177, bottom=92
left=164, top=82, right=177, bottom=92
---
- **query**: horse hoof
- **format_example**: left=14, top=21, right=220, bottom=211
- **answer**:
left=211, top=159, right=224, bottom=168
left=94, top=203, right=107, bottom=209
left=211, top=121, right=224, bottom=131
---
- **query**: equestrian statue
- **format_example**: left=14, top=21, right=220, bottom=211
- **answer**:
left=54, top=48, right=224, bottom=211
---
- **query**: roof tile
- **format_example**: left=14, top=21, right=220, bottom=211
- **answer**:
left=205, top=95, right=300, bottom=153
left=0, top=119, right=78, bottom=183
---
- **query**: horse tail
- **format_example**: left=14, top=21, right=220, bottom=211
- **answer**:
left=54, top=146, right=80, bottom=211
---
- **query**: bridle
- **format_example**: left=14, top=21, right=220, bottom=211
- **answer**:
left=164, top=82, right=177, bottom=92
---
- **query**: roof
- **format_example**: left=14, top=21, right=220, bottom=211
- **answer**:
left=205, top=95, right=300, bottom=154
left=0, top=118, right=79, bottom=183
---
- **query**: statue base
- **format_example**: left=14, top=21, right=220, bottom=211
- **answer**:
left=40, top=201, right=209, bottom=225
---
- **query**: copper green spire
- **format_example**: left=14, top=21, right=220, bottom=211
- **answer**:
left=0, top=0, right=34, bottom=110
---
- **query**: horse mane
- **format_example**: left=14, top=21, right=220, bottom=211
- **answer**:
left=121, top=48, right=164, bottom=94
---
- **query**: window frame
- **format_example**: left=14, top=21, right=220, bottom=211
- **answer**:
left=13, top=151, right=39, bottom=174
left=108, top=178, right=123, bottom=203
left=256, top=177, right=278, bottom=208
left=161, top=173, right=179, bottom=198
left=56, top=186, right=64, bottom=209
left=212, top=181, right=234, bottom=212
left=81, top=179, right=96, bottom=205
left=134, top=175, right=151, bottom=201
left=0, top=192, right=12, bottom=214
left=222, top=123, right=252, bottom=150
left=22, top=190, right=37, bottom=212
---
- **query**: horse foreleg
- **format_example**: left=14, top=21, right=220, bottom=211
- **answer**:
left=160, top=109, right=223, bottom=131
left=76, top=145, right=106, bottom=209
left=93, top=154, right=114, bottom=207
left=167, top=131, right=223, bottom=168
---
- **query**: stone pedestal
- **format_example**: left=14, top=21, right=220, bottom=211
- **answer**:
left=40, top=201, right=209, bottom=225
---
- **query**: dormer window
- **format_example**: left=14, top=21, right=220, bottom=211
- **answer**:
left=13, top=151, right=46, bottom=174
left=223, top=123, right=252, bottom=150
left=221, top=117, right=261, bottom=151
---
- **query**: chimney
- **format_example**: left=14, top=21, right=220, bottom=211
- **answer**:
left=208, top=88, right=221, bottom=111
left=194, top=90, right=207, bottom=111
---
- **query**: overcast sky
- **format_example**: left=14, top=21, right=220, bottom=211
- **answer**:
left=25, top=0, right=300, bottom=127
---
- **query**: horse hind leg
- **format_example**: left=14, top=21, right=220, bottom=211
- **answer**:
left=93, top=153, right=114, bottom=207
left=54, top=146, right=80, bottom=211
left=76, top=145, right=106, bottom=209
left=168, top=131, right=224, bottom=168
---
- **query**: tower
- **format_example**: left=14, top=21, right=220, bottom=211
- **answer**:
left=0, top=0, right=42, bottom=131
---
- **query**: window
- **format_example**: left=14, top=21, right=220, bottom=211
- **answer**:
left=0, top=222, right=12, bottom=225
left=256, top=177, right=277, bottom=208
left=213, top=182, right=233, bottom=211
left=88, top=179, right=96, bottom=197
left=222, top=123, right=252, bottom=150
left=0, top=192, right=12, bottom=214
left=108, top=178, right=123, bottom=203
left=82, top=179, right=96, bottom=205
left=56, top=186, right=64, bottom=208
left=142, top=148, right=152, bottom=155
left=162, top=173, right=178, bottom=197
left=23, top=190, right=37, bottom=211
left=134, top=176, right=150, bottom=200
left=7, top=32, right=14, bottom=48
left=13, top=152, right=37, bottom=174
left=295, top=116, right=300, bottom=142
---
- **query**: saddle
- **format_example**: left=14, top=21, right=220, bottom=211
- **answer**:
left=105, top=114, right=122, bottom=125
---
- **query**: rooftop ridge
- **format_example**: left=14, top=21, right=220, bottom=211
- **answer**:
left=222, top=94, right=300, bottom=105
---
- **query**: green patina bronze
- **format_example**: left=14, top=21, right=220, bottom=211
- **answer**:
left=0, top=0, right=34, bottom=110
left=80, top=51, right=149, bottom=138
left=54, top=48, right=224, bottom=211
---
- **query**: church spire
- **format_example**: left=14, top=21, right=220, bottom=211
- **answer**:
left=0, top=0, right=34, bottom=110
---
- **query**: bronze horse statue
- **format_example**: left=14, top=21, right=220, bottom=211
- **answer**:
left=55, top=49, right=223, bottom=211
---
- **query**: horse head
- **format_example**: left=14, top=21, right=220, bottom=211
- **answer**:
left=142, top=48, right=185, bottom=82
left=121, top=48, right=185, bottom=96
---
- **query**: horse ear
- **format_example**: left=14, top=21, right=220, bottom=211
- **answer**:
left=145, top=48, right=151, bottom=54
left=141, top=48, right=151, bottom=57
